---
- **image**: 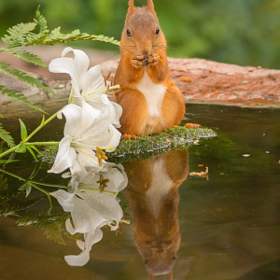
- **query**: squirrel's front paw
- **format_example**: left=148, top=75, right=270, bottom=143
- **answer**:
left=147, top=53, right=160, bottom=65
left=131, top=53, right=160, bottom=68
left=131, top=55, right=147, bottom=68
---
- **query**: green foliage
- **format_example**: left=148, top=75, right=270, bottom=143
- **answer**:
left=0, top=169, right=76, bottom=245
left=19, top=119, right=28, bottom=141
left=0, top=123, right=15, bottom=148
left=0, top=62, right=53, bottom=95
left=2, top=22, right=37, bottom=46
left=1, top=0, right=278, bottom=68
left=0, top=85, right=47, bottom=114
left=0, top=7, right=121, bottom=149
left=18, top=214, right=80, bottom=245
left=19, top=182, right=32, bottom=197
left=0, top=196, right=44, bottom=216
left=7, top=48, right=47, bottom=66
left=1, top=8, right=119, bottom=48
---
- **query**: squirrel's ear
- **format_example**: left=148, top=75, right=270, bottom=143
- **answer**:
left=147, top=0, right=155, bottom=12
left=128, top=0, right=135, bottom=13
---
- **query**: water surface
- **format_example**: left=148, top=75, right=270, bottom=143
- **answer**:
left=0, top=104, right=279, bottom=280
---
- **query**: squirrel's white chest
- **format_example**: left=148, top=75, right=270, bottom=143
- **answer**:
left=136, top=70, right=166, bottom=118
left=145, top=158, right=173, bottom=225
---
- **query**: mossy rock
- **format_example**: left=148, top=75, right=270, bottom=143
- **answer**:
left=40, top=126, right=217, bottom=164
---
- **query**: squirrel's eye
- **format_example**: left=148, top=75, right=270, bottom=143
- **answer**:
left=156, top=27, right=160, bottom=35
left=127, top=29, right=132, bottom=37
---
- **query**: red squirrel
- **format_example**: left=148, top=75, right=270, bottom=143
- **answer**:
left=114, top=0, right=185, bottom=136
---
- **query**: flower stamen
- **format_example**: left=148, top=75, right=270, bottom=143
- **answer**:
left=97, top=174, right=110, bottom=193
left=95, top=147, right=108, bottom=166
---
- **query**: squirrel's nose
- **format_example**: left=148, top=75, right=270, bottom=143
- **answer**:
left=137, top=41, right=152, bottom=55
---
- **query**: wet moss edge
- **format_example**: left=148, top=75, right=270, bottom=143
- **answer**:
left=40, top=126, right=217, bottom=164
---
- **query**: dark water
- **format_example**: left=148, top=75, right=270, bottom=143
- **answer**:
left=0, top=104, right=279, bottom=280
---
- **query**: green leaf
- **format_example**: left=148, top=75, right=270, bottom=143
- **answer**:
left=0, top=114, right=3, bottom=118
left=26, top=146, right=37, bottom=161
left=0, top=197, right=44, bottom=215
left=1, top=7, right=119, bottom=48
left=7, top=48, right=47, bottom=67
left=19, top=182, right=32, bottom=197
left=15, top=141, right=26, bottom=153
left=44, top=30, right=120, bottom=46
left=29, top=145, right=41, bottom=155
left=19, top=119, right=28, bottom=141
left=0, top=85, right=47, bottom=114
left=40, top=115, right=45, bottom=126
left=0, top=62, right=54, bottom=95
left=0, top=123, right=15, bottom=148
left=34, top=6, right=49, bottom=35
left=1, top=22, right=37, bottom=46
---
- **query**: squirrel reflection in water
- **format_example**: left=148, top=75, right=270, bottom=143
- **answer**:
left=122, top=149, right=189, bottom=280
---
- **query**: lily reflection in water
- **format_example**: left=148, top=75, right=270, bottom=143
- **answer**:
left=123, top=149, right=189, bottom=280
left=50, top=162, right=128, bottom=266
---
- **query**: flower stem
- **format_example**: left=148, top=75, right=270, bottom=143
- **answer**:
left=29, top=182, right=53, bottom=211
left=0, top=146, right=18, bottom=159
left=0, top=168, right=67, bottom=189
left=25, top=142, right=60, bottom=146
left=0, top=112, right=59, bottom=159
left=84, top=85, right=120, bottom=102
left=24, top=112, right=58, bottom=143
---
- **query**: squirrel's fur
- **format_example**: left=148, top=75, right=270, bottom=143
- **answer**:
left=114, top=0, right=185, bottom=135
left=123, top=149, right=189, bottom=279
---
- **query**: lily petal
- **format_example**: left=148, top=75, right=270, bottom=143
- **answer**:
left=48, top=136, right=76, bottom=174
left=64, top=228, right=103, bottom=266
left=49, top=57, right=80, bottom=97
left=50, top=189, right=76, bottom=212
left=62, top=47, right=90, bottom=86
left=59, top=104, right=85, bottom=137
left=81, top=98, right=101, bottom=129
left=81, top=65, right=106, bottom=97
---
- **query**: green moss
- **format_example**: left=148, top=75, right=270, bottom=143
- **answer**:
left=39, top=126, right=217, bottom=164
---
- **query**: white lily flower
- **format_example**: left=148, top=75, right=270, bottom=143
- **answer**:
left=50, top=162, right=127, bottom=266
left=49, top=47, right=121, bottom=105
left=48, top=102, right=121, bottom=176
left=65, top=228, right=103, bottom=266
left=77, top=162, right=128, bottom=193
left=49, top=47, right=106, bottom=99
left=49, top=47, right=123, bottom=128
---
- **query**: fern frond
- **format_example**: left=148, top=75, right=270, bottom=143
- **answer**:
left=7, top=48, right=47, bottom=66
left=18, top=213, right=79, bottom=245
left=0, top=85, right=47, bottom=114
left=0, top=188, right=21, bottom=201
left=1, top=8, right=120, bottom=48
left=41, top=28, right=120, bottom=46
left=0, top=62, right=54, bottom=95
left=2, top=22, right=37, bottom=46
left=47, top=32, right=120, bottom=46
left=0, top=196, right=44, bottom=215
left=34, top=6, right=49, bottom=34
left=0, top=173, right=9, bottom=191
left=0, top=123, right=15, bottom=148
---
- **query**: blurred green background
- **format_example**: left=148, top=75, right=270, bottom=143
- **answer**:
left=0, top=0, right=280, bottom=69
